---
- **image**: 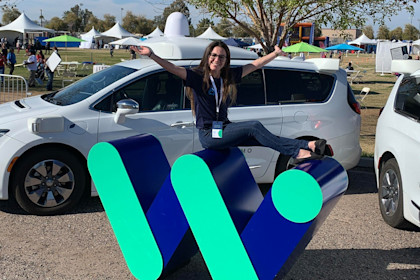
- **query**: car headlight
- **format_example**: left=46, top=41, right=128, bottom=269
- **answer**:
left=0, top=129, right=10, bottom=137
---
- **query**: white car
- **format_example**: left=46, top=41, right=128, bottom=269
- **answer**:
left=374, top=60, right=420, bottom=229
left=0, top=37, right=361, bottom=215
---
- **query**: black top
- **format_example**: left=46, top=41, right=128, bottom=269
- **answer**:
left=185, top=67, right=243, bottom=129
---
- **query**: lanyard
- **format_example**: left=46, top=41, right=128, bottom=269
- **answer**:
left=209, top=75, right=223, bottom=120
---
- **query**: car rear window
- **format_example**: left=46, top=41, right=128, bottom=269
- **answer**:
left=265, top=69, right=334, bottom=104
left=395, top=76, right=420, bottom=120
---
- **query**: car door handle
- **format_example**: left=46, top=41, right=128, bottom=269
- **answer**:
left=170, top=121, right=195, bottom=128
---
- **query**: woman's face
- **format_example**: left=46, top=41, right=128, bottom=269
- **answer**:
left=208, top=46, right=227, bottom=76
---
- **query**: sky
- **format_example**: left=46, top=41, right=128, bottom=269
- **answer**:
left=8, top=0, right=420, bottom=35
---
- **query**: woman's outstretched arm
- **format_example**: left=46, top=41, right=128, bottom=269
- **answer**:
left=131, top=46, right=187, bottom=80
left=241, top=45, right=283, bottom=77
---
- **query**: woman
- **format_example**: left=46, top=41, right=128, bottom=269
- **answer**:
left=131, top=41, right=327, bottom=162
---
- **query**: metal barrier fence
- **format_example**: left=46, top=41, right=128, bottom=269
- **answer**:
left=0, top=74, right=30, bottom=104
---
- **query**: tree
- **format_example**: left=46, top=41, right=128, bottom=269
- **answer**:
left=63, top=4, right=93, bottom=32
left=45, top=17, right=68, bottom=31
left=377, top=25, right=390, bottom=40
left=402, top=24, right=419, bottom=40
left=122, top=11, right=154, bottom=35
left=186, top=0, right=417, bottom=53
left=195, top=18, right=215, bottom=36
left=102, top=14, right=116, bottom=30
left=1, top=6, right=20, bottom=25
left=362, top=25, right=375, bottom=39
left=390, top=27, right=403, bottom=41
left=215, top=18, right=233, bottom=38
left=154, top=0, right=191, bottom=31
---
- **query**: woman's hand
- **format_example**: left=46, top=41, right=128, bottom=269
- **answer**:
left=131, top=46, right=153, bottom=57
left=273, top=45, right=283, bottom=57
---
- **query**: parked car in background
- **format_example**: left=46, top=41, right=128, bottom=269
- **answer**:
left=0, top=37, right=361, bottom=215
left=374, top=60, right=420, bottom=229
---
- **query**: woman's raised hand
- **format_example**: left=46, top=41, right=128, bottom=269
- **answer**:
left=130, top=46, right=152, bottom=57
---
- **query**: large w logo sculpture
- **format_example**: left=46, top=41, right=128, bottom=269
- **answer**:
left=87, top=134, right=348, bottom=280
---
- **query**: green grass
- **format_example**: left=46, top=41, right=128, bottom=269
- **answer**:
left=12, top=50, right=393, bottom=158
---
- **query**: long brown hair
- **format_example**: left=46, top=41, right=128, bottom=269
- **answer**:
left=186, top=41, right=237, bottom=115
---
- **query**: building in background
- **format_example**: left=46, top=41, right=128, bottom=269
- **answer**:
left=322, top=28, right=362, bottom=45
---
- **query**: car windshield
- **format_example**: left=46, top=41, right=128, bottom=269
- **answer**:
left=41, top=66, right=136, bottom=106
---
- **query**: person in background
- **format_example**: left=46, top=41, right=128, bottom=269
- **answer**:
left=0, top=53, right=5, bottom=83
left=130, top=46, right=136, bottom=59
left=45, top=46, right=61, bottom=91
left=6, top=48, right=16, bottom=75
left=23, top=49, right=37, bottom=87
left=110, top=44, right=114, bottom=57
left=346, top=62, right=354, bottom=70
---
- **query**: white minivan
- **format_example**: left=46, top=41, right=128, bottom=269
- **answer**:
left=0, top=37, right=361, bottom=215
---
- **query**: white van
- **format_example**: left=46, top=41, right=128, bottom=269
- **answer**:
left=0, top=37, right=361, bottom=215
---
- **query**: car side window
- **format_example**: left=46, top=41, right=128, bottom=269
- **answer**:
left=395, top=77, right=420, bottom=120
left=94, top=71, right=184, bottom=113
left=265, top=69, right=334, bottom=104
left=234, top=69, right=265, bottom=106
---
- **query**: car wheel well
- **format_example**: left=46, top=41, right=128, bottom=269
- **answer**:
left=378, top=152, right=395, bottom=175
left=9, top=143, right=90, bottom=198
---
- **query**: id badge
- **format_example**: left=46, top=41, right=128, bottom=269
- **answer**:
left=212, top=121, right=223, bottom=139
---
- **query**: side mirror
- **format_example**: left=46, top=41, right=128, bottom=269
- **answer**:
left=114, top=99, right=139, bottom=124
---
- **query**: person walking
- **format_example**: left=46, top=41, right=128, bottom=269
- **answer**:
left=23, top=49, right=37, bottom=87
left=131, top=41, right=327, bottom=162
left=6, top=48, right=16, bottom=75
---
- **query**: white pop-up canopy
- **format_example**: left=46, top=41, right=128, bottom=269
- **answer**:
left=196, top=26, right=226, bottom=40
left=0, top=13, right=54, bottom=33
left=80, top=27, right=104, bottom=49
left=145, top=27, right=164, bottom=39
left=101, top=22, right=135, bottom=39
left=348, top=33, right=377, bottom=46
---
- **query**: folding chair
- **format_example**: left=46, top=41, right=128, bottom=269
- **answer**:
left=356, top=87, right=370, bottom=109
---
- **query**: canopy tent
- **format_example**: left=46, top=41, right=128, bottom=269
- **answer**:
left=81, top=27, right=103, bottom=38
left=248, top=43, right=263, bottom=49
left=44, top=34, right=85, bottom=48
left=109, top=37, right=142, bottom=46
left=348, top=34, right=377, bottom=46
left=196, top=26, right=226, bottom=40
left=0, top=13, right=54, bottom=45
left=325, top=44, right=364, bottom=51
left=144, top=27, right=164, bottom=39
left=0, top=13, right=53, bottom=34
left=375, top=40, right=411, bottom=73
left=80, top=27, right=103, bottom=49
left=413, top=39, right=420, bottom=55
left=282, top=42, right=325, bottom=53
left=101, top=22, right=135, bottom=39
left=223, top=38, right=250, bottom=48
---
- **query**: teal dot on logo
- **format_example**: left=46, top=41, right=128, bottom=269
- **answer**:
left=271, top=169, right=323, bottom=223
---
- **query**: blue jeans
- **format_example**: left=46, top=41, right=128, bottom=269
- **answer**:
left=0, top=66, right=4, bottom=82
left=198, top=120, right=309, bottom=158
left=46, top=68, right=54, bottom=90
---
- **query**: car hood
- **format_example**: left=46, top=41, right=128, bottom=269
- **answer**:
left=0, top=96, right=59, bottom=127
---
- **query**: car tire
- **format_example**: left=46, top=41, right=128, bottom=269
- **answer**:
left=378, top=158, right=411, bottom=229
left=275, top=154, right=295, bottom=176
left=11, top=147, right=88, bottom=216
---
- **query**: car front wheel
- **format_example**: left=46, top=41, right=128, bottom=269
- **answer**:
left=11, top=147, right=88, bottom=215
left=378, top=158, right=410, bottom=229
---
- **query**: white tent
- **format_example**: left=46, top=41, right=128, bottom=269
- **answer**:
left=81, top=27, right=103, bottom=38
left=0, top=13, right=53, bottom=33
left=413, top=39, right=420, bottom=56
left=145, top=27, right=164, bottom=39
left=80, top=27, right=103, bottom=49
left=101, top=22, right=135, bottom=39
left=375, top=40, right=411, bottom=73
left=196, top=26, right=226, bottom=40
left=248, top=43, right=263, bottom=49
left=348, top=34, right=377, bottom=46
left=0, top=13, right=54, bottom=44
